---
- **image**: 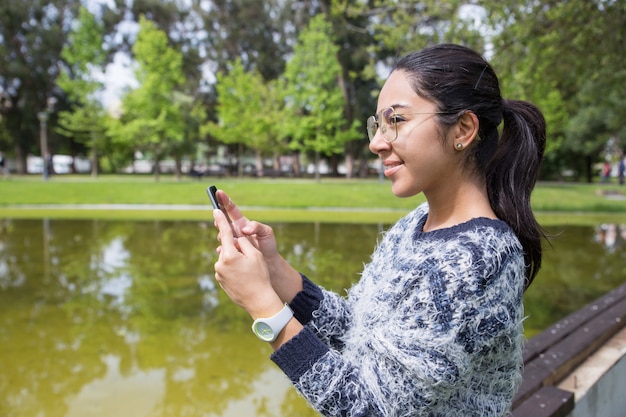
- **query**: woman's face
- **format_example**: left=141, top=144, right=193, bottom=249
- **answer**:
left=369, top=70, right=458, bottom=199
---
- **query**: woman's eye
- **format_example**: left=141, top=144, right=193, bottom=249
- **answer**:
left=387, top=114, right=405, bottom=125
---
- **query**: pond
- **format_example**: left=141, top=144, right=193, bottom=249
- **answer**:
left=1, top=218, right=625, bottom=417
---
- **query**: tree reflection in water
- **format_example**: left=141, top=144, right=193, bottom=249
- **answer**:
left=0, top=218, right=624, bottom=416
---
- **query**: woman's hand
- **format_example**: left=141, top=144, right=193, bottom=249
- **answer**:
left=215, top=189, right=279, bottom=259
left=214, top=189, right=303, bottom=303
left=213, top=208, right=283, bottom=319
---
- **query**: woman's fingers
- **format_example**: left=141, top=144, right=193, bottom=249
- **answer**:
left=213, top=209, right=236, bottom=249
left=241, top=220, right=270, bottom=236
left=216, top=189, right=252, bottom=238
left=212, top=189, right=278, bottom=259
left=216, top=190, right=245, bottom=221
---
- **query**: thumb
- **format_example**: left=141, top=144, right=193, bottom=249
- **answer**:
left=234, top=232, right=259, bottom=255
left=241, top=220, right=274, bottom=239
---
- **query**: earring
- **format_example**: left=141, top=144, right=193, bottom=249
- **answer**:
left=455, top=143, right=463, bottom=150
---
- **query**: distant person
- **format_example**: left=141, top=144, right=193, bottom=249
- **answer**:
left=619, top=154, right=625, bottom=186
left=601, top=161, right=611, bottom=183
left=0, top=152, right=8, bottom=177
left=212, top=44, right=546, bottom=416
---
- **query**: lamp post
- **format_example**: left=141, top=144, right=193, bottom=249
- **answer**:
left=37, top=111, right=49, bottom=181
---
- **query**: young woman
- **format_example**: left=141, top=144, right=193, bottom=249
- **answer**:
left=212, top=43, right=546, bottom=416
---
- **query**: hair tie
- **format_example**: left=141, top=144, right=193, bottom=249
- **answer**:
left=501, top=98, right=508, bottom=115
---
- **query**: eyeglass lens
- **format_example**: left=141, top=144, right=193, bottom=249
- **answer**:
left=367, top=108, right=396, bottom=142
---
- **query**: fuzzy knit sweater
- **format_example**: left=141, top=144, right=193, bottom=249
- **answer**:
left=271, top=203, right=526, bottom=417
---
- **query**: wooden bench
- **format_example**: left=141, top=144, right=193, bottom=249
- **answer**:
left=512, top=282, right=626, bottom=417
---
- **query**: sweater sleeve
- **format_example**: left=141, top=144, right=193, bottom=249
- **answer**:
left=289, top=273, right=353, bottom=350
left=272, top=221, right=526, bottom=417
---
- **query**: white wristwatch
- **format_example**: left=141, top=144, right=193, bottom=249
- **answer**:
left=251, top=303, right=293, bottom=342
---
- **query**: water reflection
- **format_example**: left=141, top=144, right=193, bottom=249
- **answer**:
left=0, top=218, right=625, bottom=417
left=594, top=223, right=626, bottom=252
left=66, top=355, right=165, bottom=417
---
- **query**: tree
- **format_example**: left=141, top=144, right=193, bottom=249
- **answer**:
left=325, top=0, right=486, bottom=177
left=283, top=14, right=361, bottom=181
left=486, top=0, right=626, bottom=181
left=170, top=91, right=207, bottom=180
left=56, top=6, right=107, bottom=177
left=115, top=16, right=186, bottom=181
left=205, top=59, right=287, bottom=177
left=0, top=0, right=81, bottom=173
left=194, top=0, right=295, bottom=82
left=125, top=0, right=205, bottom=95
left=0, top=0, right=125, bottom=174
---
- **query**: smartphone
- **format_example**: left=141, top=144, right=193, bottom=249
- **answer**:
left=207, top=185, right=237, bottom=236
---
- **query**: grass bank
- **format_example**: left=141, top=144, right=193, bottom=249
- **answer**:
left=1, top=175, right=625, bottom=225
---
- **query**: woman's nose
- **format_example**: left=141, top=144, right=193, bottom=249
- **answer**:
left=368, top=131, right=391, bottom=155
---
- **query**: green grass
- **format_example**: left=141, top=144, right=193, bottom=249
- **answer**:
left=1, top=175, right=625, bottom=224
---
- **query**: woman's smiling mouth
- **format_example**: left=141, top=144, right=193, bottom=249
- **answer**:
left=383, top=161, right=403, bottom=177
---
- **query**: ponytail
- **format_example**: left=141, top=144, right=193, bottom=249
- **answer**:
left=487, top=99, right=546, bottom=288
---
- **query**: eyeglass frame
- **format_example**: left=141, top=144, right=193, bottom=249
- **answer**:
left=366, top=107, right=455, bottom=143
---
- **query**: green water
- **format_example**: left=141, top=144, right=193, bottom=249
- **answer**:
left=1, top=218, right=625, bottom=417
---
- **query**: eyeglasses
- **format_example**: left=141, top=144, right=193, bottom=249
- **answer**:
left=366, top=107, right=452, bottom=143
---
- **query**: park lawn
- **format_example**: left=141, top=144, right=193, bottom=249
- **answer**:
left=0, top=175, right=422, bottom=208
left=0, top=175, right=625, bottom=225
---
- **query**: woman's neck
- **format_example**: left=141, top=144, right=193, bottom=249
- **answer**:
left=423, top=178, right=495, bottom=232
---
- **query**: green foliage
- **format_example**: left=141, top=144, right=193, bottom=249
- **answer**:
left=58, top=7, right=106, bottom=100
left=206, top=60, right=280, bottom=147
left=99, top=114, right=134, bottom=171
left=195, top=0, right=294, bottom=81
left=284, top=15, right=361, bottom=162
left=0, top=0, right=82, bottom=169
left=56, top=6, right=107, bottom=176
left=488, top=0, right=625, bottom=180
left=566, top=68, right=626, bottom=153
left=205, top=59, right=287, bottom=176
left=1, top=0, right=623, bottom=182
left=114, top=16, right=186, bottom=179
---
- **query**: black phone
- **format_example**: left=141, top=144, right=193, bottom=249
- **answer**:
left=207, top=185, right=223, bottom=210
left=207, top=185, right=237, bottom=236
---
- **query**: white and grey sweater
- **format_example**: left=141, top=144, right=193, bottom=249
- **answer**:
left=271, top=203, right=526, bottom=417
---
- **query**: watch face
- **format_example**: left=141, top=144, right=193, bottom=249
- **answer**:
left=254, top=322, right=275, bottom=341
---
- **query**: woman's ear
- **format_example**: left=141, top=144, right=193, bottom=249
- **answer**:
left=452, top=111, right=479, bottom=151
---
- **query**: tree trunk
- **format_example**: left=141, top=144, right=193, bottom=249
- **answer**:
left=314, top=150, right=321, bottom=182
left=292, top=151, right=301, bottom=177
left=237, top=143, right=244, bottom=177
left=585, top=155, right=593, bottom=183
left=345, top=151, right=354, bottom=179
left=254, top=148, right=263, bottom=177
left=153, top=158, right=160, bottom=182
left=175, top=155, right=182, bottom=181
left=358, top=149, right=369, bottom=178
left=91, top=134, right=98, bottom=178
left=329, top=154, right=339, bottom=177
left=273, top=153, right=281, bottom=178
left=13, top=143, right=26, bottom=175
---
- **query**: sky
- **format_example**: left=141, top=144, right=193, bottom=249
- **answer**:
left=85, top=0, right=139, bottom=110
left=98, top=52, right=138, bottom=110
